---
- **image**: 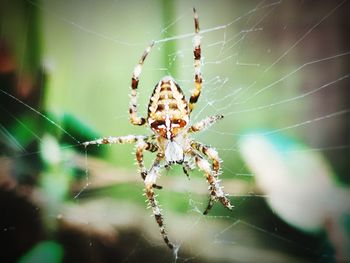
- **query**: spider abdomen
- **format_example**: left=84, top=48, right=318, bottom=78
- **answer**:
left=148, top=76, right=189, bottom=139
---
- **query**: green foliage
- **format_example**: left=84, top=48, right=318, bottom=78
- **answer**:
left=17, top=241, right=64, bottom=263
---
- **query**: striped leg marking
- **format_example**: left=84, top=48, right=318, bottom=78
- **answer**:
left=189, top=115, right=224, bottom=133
left=83, top=135, right=144, bottom=147
left=129, top=42, right=154, bottom=126
left=191, top=141, right=221, bottom=174
left=191, top=150, right=233, bottom=215
left=136, top=140, right=162, bottom=189
left=144, top=154, right=175, bottom=249
left=189, top=7, right=203, bottom=113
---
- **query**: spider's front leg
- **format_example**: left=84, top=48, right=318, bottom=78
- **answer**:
left=189, top=7, right=202, bottom=113
left=129, top=42, right=154, bottom=126
left=189, top=149, right=233, bottom=215
left=144, top=153, right=175, bottom=250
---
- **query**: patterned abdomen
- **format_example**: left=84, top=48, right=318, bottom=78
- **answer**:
left=147, top=76, right=189, bottom=139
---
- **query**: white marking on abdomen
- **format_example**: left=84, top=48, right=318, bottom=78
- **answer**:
left=165, top=115, right=171, bottom=139
left=163, top=93, right=172, bottom=140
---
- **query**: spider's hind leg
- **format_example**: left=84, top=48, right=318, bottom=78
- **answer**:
left=190, top=150, right=233, bottom=215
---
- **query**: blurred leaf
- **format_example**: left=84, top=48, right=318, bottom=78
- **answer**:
left=17, top=241, right=64, bottom=263
left=239, top=132, right=350, bottom=233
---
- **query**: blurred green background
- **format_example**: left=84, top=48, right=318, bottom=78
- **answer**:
left=1, top=0, right=349, bottom=262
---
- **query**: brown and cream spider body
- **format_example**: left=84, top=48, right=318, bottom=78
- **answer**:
left=84, top=8, right=233, bottom=250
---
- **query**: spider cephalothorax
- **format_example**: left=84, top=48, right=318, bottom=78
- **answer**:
left=84, top=8, right=233, bottom=250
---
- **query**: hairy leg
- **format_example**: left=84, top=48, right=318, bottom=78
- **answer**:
left=144, top=153, right=175, bottom=249
left=189, top=150, right=233, bottom=215
left=188, top=115, right=223, bottom=133
left=129, top=42, right=154, bottom=125
left=135, top=139, right=162, bottom=189
left=83, top=135, right=146, bottom=147
left=189, top=7, right=203, bottom=113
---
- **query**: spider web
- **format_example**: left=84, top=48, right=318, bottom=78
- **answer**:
left=0, top=0, right=349, bottom=262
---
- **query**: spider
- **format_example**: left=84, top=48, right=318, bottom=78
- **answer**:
left=83, top=8, right=233, bottom=250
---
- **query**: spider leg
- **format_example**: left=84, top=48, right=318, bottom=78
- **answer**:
left=135, top=139, right=162, bottom=189
left=189, top=7, right=202, bottom=113
left=144, top=153, right=175, bottom=249
left=181, top=159, right=194, bottom=180
left=129, top=42, right=154, bottom=126
left=83, top=135, right=163, bottom=188
left=190, top=141, right=221, bottom=214
left=188, top=115, right=224, bottom=133
left=163, top=161, right=191, bottom=180
left=190, top=141, right=221, bottom=174
left=182, top=164, right=190, bottom=180
left=83, top=135, right=146, bottom=147
left=189, top=149, right=233, bottom=215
